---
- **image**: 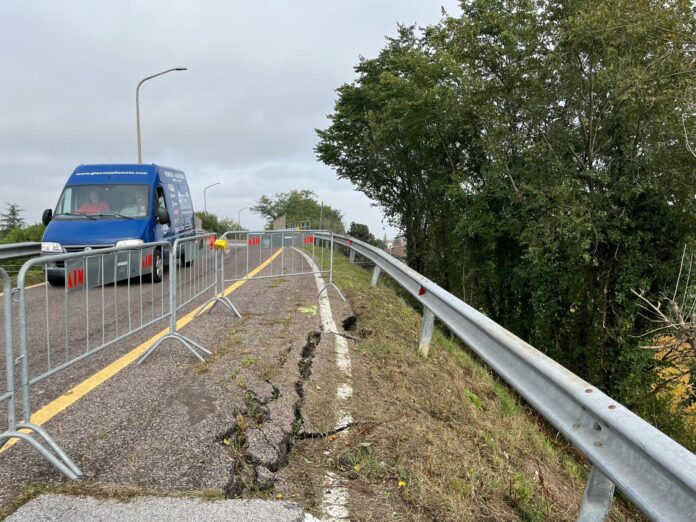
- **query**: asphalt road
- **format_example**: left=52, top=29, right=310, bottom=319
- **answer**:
left=0, top=244, right=282, bottom=421
left=0, top=245, right=341, bottom=514
left=0, top=244, right=246, bottom=418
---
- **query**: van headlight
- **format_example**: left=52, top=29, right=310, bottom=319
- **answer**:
left=41, top=242, right=64, bottom=253
left=116, top=239, right=144, bottom=248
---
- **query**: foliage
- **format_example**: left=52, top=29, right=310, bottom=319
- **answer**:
left=194, top=211, right=243, bottom=235
left=347, top=222, right=383, bottom=248
left=316, top=0, right=696, bottom=443
left=0, top=223, right=45, bottom=244
left=252, top=190, right=345, bottom=233
left=0, top=203, right=25, bottom=237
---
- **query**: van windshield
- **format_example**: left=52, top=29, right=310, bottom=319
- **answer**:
left=55, top=185, right=150, bottom=219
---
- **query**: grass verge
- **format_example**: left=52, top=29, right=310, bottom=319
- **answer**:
left=321, top=252, right=642, bottom=521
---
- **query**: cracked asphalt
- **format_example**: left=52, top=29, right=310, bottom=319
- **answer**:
left=0, top=244, right=352, bottom=518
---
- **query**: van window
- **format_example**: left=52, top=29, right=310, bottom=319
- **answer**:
left=55, top=185, right=150, bottom=218
left=156, top=187, right=168, bottom=221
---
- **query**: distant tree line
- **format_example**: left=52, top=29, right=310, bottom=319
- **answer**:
left=316, top=1, right=696, bottom=447
left=253, top=190, right=345, bottom=233
left=0, top=203, right=44, bottom=243
left=348, top=222, right=386, bottom=249
left=194, top=211, right=243, bottom=235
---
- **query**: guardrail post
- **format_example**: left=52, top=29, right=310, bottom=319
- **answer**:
left=418, top=307, right=435, bottom=357
left=577, top=466, right=615, bottom=522
left=349, top=250, right=356, bottom=263
left=371, top=265, right=381, bottom=287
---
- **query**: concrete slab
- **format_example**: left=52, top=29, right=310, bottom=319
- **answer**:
left=6, top=494, right=318, bottom=522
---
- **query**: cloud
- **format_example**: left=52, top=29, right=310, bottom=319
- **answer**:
left=0, top=0, right=459, bottom=236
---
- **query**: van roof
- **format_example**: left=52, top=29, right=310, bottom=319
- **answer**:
left=67, top=164, right=185, bottom=185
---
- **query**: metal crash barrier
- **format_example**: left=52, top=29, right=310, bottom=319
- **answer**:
left=318, top=231, right=696, bottom=522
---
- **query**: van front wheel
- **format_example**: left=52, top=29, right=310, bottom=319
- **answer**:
left=149, top=248, right=163, bottom=283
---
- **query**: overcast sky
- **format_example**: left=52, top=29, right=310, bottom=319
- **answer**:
left=0, top=1, right=460, bottom=237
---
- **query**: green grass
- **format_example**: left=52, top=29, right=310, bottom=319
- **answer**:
left=315, top=250, right=641, bottom=521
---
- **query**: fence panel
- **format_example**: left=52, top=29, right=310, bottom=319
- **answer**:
left=1, top=241, right=173, bottom=478
left=220, top=229, right=335, bottom=284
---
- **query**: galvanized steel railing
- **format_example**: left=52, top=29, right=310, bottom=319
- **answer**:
left=317, top=232, right=696, bottom=522
left=0, top=242, right=41, bottom=262
left=0, top=230, right=344, bottom=480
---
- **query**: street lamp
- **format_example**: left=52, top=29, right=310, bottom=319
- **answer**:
left=238, top=207, right=250, bottom=229
left=136, top=67, right=187, bottom=163
left=203, top=182, right=221, bottom=213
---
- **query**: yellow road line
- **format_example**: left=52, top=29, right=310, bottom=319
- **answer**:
left=1, top=248, right=283, bottom=454
left=0, top=281, right=45, bottom=298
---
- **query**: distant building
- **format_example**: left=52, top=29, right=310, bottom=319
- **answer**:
left=386, top=236, right=406, bottom=259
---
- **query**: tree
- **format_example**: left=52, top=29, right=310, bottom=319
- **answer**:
left=0, top=203, right=25, bottom=236
left=317, top=0, right=696, bottom=445
left=195, top=211, right=243, bottom=235
left=0, top=223, right=45, bottom=244
left=347, top=223, right=374, bottom=244
left=252, top=190, right=345, bottom=233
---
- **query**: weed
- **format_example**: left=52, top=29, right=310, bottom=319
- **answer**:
left=241, top=355, right=259, bottom=368
left=449, top=477, right=473, bottom=497
left=464, top=389, right=486, bottom=411
left=243, top=393, right=266, bottom=425
left=494, top=383, right=519, bottom=414
left=269, top=278, right=288, bottom=288
left=336, top=442, right=386, bottom=480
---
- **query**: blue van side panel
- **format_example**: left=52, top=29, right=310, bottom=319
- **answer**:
left=157, top=166, right=195, bottom=235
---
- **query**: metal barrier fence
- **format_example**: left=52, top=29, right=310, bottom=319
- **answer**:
left=0, top=230, right=345, bottom=480
left=220, top=229, right=344, bottom=300
left=0, top=240, right=186, bottom=478
left=0, top=266, right=81, bottom=479
left=318, top=231, right=696, bottom=522
left=137, top=234, right=218, bottom=364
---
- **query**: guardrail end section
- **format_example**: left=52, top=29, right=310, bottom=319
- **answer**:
left=577, top=466, right=615, bottom=522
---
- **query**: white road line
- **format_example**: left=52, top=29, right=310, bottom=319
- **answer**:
left=296, top=248, right=352, bottom=522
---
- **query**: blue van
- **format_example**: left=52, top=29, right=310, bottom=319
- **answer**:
left=41, top=164, right=196, bottom=286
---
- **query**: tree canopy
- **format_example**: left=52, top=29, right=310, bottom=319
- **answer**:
left=252, top=190, right=345, bottom=233
left=316, top=0, right=696, bottom=447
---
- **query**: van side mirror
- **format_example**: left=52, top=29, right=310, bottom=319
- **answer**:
left=42, top=208, right=53, bottom=226
left=157, top=206, right=171, bottom=225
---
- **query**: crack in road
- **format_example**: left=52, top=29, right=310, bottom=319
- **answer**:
left=220, top=330, right=322, bottom=497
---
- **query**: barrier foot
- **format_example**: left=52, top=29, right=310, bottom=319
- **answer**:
left=137, top=332, right=211, bottom=365
left=1, top=426, right=82, bottom=480
left=317, top=282, right=346, bottom=302
left=194, top=294, right=242, bottom=319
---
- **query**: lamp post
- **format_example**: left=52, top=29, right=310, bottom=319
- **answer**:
left=136, top=67, right=187, bottom=163
left=203, top=182, right=221, bottom=213
left=238, top=207, right=250, bottom=229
